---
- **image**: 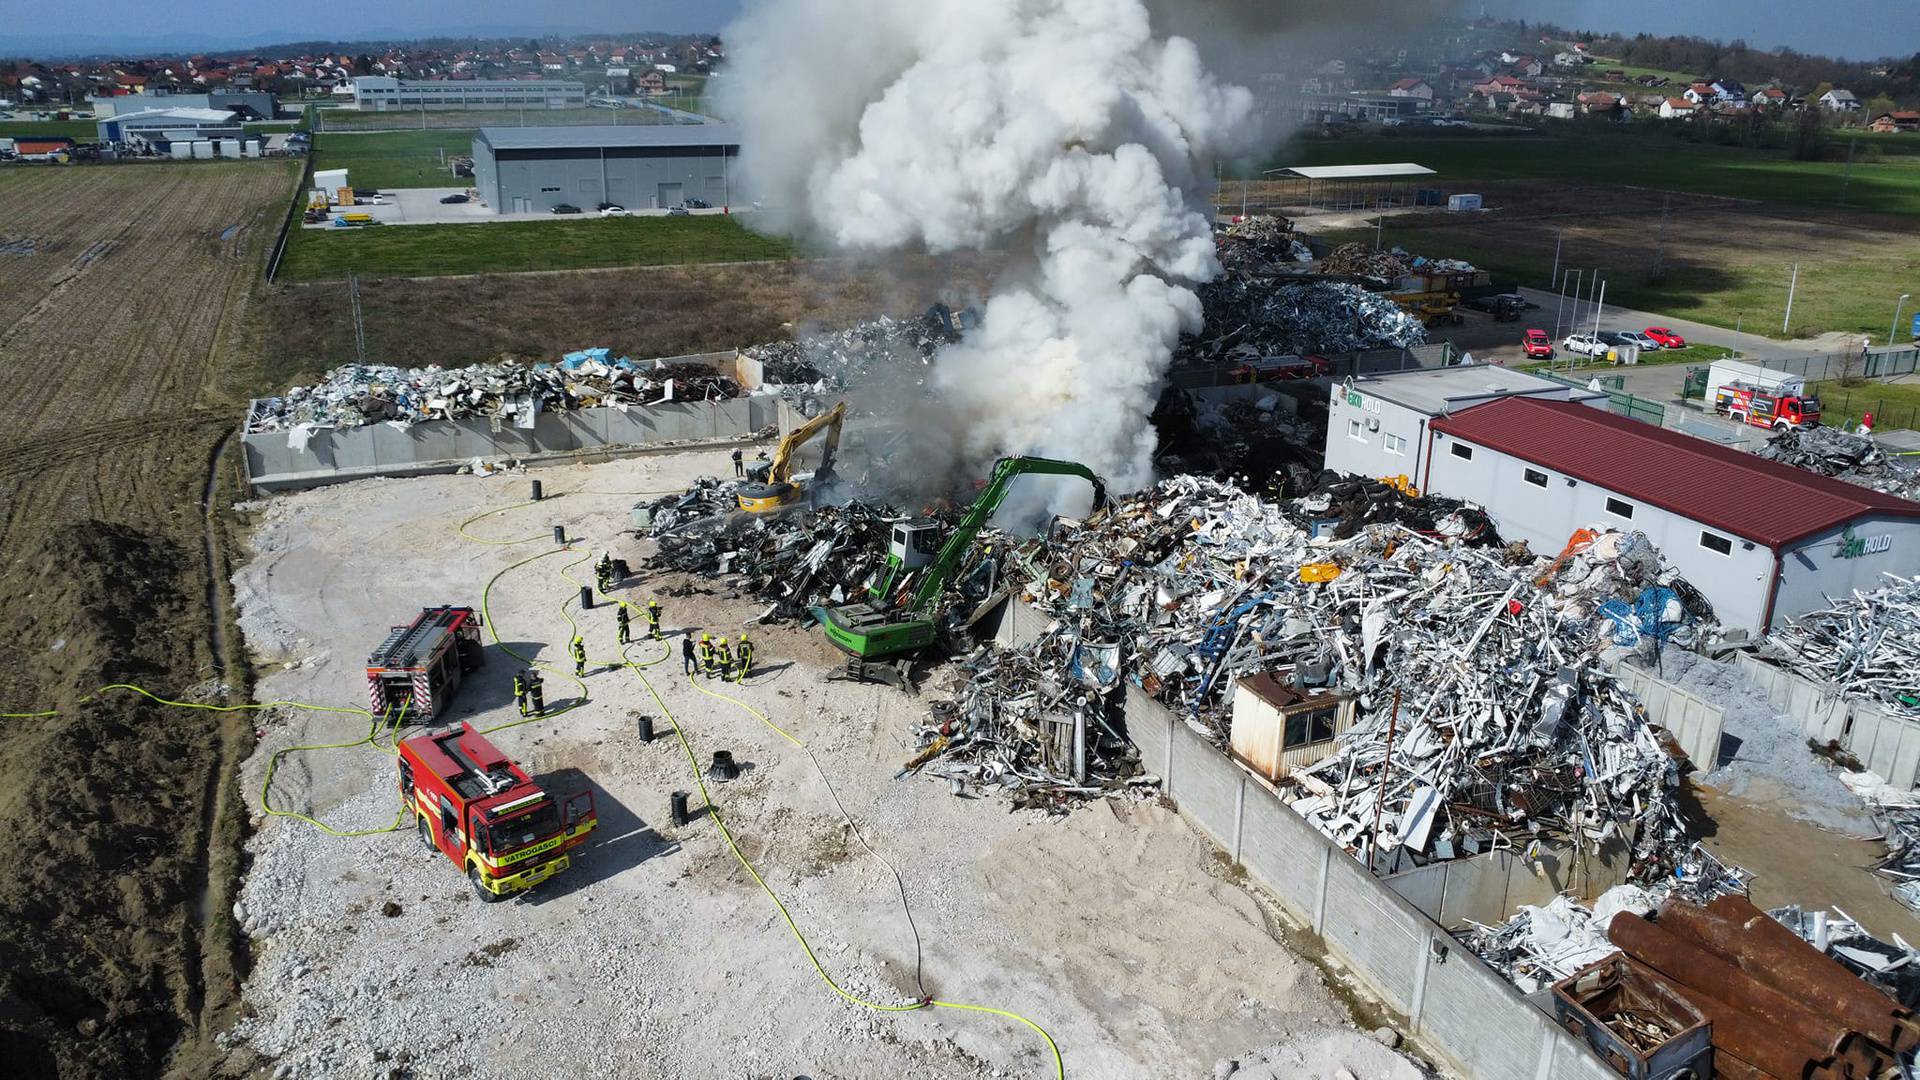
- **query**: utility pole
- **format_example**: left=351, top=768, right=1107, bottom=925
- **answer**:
left=1784, top=263, right=1800, bottom=334
left=1893, top=293, right=1912, bottom=347
left=1374, top=213, right=1384, bottom=251
left=348, top=273, right=368, bottom=364
left=1649, top=194, right=1671, bottom=283
left=1839, top=135, right=1859, bottom=207
left=1592, top=278, right=1607, bottom=338
left=1550, top=234, right=1562, bottom=288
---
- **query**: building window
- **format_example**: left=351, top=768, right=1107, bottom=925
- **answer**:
left=1383, top=433, right=1406, bottom=455
left=1524, top=468, right=1548, bottom=488
left=1450, top=442, right=1473, bottom=461
left=1700, top=531, right=1733, bottom=555
left=1347, top=419, right=1366, bottom=442
left=1605, top=497, right=1634, bottom=519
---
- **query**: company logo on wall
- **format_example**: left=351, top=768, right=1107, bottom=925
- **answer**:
left=1836, top=525, right=1892, bottom=559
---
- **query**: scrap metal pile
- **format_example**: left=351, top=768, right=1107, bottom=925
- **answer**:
left=1772, top=903, right=1920, bottom=1006
left=927, top=476, right=1705, bottom=868
left=1179, top=279, right=1428, bottom=364
left=648, top=495, right=914, bottom=621
left=246, top=351, right=738, bottom=433
left=1768, top=574, right=1920, bottom=717
left=741, top=308, right=962, bottom=406
left=1754, top=425, right=1920, bottom=500
left=1318, top=242, right=1412, bottom=279
left=1215, top=215, right=1313, bottom=273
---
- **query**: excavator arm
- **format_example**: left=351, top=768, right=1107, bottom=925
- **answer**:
left=906, top=455, right=1107, bottom=613
left=738, top=402, right=846, bottom=513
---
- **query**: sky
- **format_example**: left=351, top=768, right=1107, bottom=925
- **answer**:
left=2, top=0, right=1914, bottom=62
left=1486, top=0, right=1918, bottom=62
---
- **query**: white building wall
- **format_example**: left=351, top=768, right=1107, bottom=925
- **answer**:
left=1776, top=514, right=1920, bottom=626
left=1424, top=432, right=1778, bottom=634
left=1324, top=389, right=1429, bottom=483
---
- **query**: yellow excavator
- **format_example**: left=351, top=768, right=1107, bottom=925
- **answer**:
left=736, top=401, right=846, bottom=514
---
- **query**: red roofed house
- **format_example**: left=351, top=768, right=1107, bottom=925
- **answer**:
left=1423, top=396, right=1920, bottom=634
left=1659, top=97, right=1697, bottom=119
left=1871, top=111, right=1920, bottom=133
left=1388, top=77, right=1433, bottom=100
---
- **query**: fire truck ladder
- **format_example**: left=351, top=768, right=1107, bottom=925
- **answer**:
left=369, top=606, right=468, bottom=670
left=437, top=727, right=516, bottom=798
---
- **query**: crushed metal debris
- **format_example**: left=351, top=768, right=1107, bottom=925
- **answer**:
left=1768, top=574, right=1920, bottom=718
left=1753, top=426, right=1920, bottom=501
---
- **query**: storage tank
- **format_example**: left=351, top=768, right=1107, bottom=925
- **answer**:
left=219, top=139, right=240, bottom=158
left=190, top=140, right=213, bottom=159
left=170, top=141, right=191, bottom=159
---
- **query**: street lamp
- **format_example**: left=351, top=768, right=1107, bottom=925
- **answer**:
left=1893, top=293, right=1913, bottom=347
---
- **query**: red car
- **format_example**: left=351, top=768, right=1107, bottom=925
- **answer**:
left=1644, top=326, right=1686, bottom=348
left=1522, top=329, right=1554, bottom=360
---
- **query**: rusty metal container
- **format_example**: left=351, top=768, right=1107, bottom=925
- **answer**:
left=1552, top=956, right=1712, bottom=1080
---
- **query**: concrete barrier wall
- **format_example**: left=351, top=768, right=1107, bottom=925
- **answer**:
left=243, top=396, right=780, bottom=492
left=992, top=598, right=1614, bottom=1080
left=1731, top=653, right=1920, bottom=790
left=1383, top=840, right=1633, bottom=928
left=1610, top=660, right=1726, bottom=769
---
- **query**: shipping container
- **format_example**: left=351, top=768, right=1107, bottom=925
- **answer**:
left=1446, top=193, right=1483, bottom=212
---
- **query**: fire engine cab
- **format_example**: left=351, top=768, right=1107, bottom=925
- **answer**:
left=398, top=723, right=597, bottom=901
left=366, top=606, right=486, bottom=721
left=1712, top=382, right=1821, bottom=430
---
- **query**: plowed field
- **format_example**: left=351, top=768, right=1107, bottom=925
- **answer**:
left=0, top=161, right=299, bottom=1079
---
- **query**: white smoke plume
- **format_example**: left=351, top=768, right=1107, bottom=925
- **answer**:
left=717, top=0, right=1253, bottom=494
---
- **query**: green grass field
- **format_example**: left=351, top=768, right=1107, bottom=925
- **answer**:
left=1812, top=379, right=1920, bottom=433
left=0, top=120, right=98, bottom=140
left=277, top=214, right=796, bottom=281
left=1258, top=131, right=1920, bottom=218
left=318, top=107, right=683, bottom=131
left=310, top=129, right=477, bottom=189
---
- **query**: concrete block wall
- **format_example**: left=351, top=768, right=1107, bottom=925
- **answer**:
left=1737, top=653, right=1920, bottom=788
left=1610, top=660, right=1726, bottom=768
left=243, top=396, right=780, bottom=492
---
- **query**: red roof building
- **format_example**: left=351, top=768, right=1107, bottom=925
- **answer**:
left=1423, top=397, right=1920, bottom=633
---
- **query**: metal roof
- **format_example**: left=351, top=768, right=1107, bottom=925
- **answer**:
left=1264, top=163, right=1436, bottom=180
left=1430, top=397, right=1920, bottom=548
left=1352, top=364, right=1599, bottom=416
left=479, top=123, right=737, bottom=152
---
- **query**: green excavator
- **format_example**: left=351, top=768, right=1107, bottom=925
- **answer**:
left=814, top=455, right=1107, bottom=688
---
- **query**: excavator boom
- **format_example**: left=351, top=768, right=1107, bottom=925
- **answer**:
left=737, top=402, right=846, bottom=514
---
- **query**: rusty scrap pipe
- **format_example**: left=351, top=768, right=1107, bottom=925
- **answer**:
left=1667, top=895, right=1918, bottom=1054
left=1608, top=913, right=1890, bottom=1069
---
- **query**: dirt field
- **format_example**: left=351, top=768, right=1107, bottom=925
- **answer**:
left=257, top=253, right=1008, bottom=386
left=0, top=161, right=301, bottom=1078
left=218, top=450, right=1433, bottom=1080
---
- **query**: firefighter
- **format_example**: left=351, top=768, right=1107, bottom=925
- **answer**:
left=682, top=636, right=697, bottom=674
left=646, top=598, right=662, bottom=639
left=715, top=637, right=732, bottom=678
left=735, top=633, right=754, bottom=683
left=526, top=669, right=545, bottom=715
left=698, top=633, right=716, bottom=678
left=571, top=636, right=588, bottom=677
left=617, top=603, right=632, bottom=645
left=731, top=447, right=745, bottom=478
left=512, top=669, right=528, bottom=716
left=596, top=553, right=615, bottom=593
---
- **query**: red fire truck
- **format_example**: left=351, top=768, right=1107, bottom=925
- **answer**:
left=366, top=606, right=486, bottom=721
left=398, top=723, right=597, bottom=901
left=1712, top=382, right=1822, bottom=429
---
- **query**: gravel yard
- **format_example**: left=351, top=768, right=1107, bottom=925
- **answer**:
left=224, top=448, right=1425, bottom=1079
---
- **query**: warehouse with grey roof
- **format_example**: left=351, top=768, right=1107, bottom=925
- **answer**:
left=471, top=125, right=739, bottom=213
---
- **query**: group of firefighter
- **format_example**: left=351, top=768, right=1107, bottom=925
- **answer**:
left=514, top=552, right=756, bottom=716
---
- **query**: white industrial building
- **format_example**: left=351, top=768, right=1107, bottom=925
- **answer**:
left=345, top=76, right=587, bottom=112
left=96, top=107, right=250, bottom=154
left=1323, top=364, right=1607, bottom=485
left=1424, top=397, right=1920, bottom=635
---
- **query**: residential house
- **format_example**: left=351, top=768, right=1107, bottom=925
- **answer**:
left=1552, top=51, right=1588, bottom=68
left=537, top=52, right=565, bottom=72
left=1387, top=78, right=1433, bottom=100
left=1753, top=87, right=1789, bottom=109
left=1870, top=111, right=1920, bottom=133
left=605, top=66, right=632, bottom=94
left=1821, top=89, right=1861, bottom=112
left=1509, top=55, right=1544, bottom=78
left=1683, top=83, right=1715, bottom=105
left=1576, top=90, right=1620, bottom=115
left=1709, top=79, right=1748, bottom=108
left=1546, top=101, right=1576, bottom=120
left=636, top=69, right=667, bottom=94
left=1659, top=97, right=1698, bottom=120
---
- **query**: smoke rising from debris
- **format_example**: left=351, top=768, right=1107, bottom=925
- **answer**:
left=717, top=0, right=1253, bottom=494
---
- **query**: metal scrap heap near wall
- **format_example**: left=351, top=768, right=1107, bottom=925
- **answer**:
left=1768, top=573, right=1920, bottom=719
left=930, top=475, right=1709, bottom=876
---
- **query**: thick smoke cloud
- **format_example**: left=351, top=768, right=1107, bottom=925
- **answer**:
left=717, top=0, right=1252, bottom=495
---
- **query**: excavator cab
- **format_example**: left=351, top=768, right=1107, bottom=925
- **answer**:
left=889, top=521, right=941, bottom=571
left=738, top=401, right=846, bottom=514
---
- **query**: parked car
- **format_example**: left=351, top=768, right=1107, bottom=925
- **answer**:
left=684, top=198, right=712, bottom=209
left=550, top=203, right=582, bottom=214
left=1615, top=330, right=1662, bottom=350
left=667, top=205, right=691, bottom=216
left=600, top=205, right=629, bottom=217
left=351, top=187, right=381, bottom=198
left=439, top=193, right=469, bottom=204
left=1644, top=326, right=1687, bottom=348
left=1522, top=329, right=1554, bottom=360
left=1562, top=333, right=1608, bottom=357
left=1463, top=293, right=1526, bottom=321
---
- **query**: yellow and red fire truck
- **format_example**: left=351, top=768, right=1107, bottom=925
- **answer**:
left=398, top=723, right=597, bottom=901
left=367, top=605, right=487, bottom=721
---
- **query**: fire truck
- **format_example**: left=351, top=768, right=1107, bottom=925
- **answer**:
left=366, top=606, right=486, bottom=721
left=1711, top=382, right=1822, bottom=430
left=398, top=723, right=598, bottom=901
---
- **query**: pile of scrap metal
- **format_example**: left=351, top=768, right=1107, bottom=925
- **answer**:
left=1772, top=904, right=1920, bottom=1007
left=741, top=308, right=965, bottom=407
left=1216, top=215, right=1313, bottom=272
left=1767, top=574, right=1920, bottom=718
left=1602, top=895, right=1917, bottom=1080
left=247, top=352, right=737, bottom=432
left=1754, top=426, right=1920, bottom=501
left=1319, top=242, right=1413, bottom=280
left=1290, top=472, right=1503, bottom=544
left=1179, top=278, right=1428, bottom=363
left=921, top=476, right=1708, bottom=857
left=1155, top=390, right=1322, bottom=498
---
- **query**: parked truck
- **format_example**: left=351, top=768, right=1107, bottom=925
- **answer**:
left=1704, top=358, right=1805, bottom=402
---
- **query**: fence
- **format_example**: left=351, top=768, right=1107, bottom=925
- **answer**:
left=1536, top=372, right=1666, bottom=427
left=1610, top=660, right=1726, bottom=768
left=1734, top=653, right=1920, bottom=790
left=1746, top=346, right=1920, bottom=386
left=264, top=153, right=316, bottom=284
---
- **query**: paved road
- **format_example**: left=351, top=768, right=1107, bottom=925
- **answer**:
left=1514, top=287, right=1859, bottom=363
